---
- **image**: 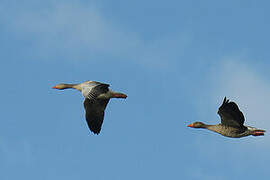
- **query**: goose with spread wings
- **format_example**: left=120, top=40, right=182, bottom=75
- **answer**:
left=187, top=97, right=265, bottom=138
left=53, top=81, right=127, bottom=135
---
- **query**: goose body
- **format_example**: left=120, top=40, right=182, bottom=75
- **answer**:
left=187, top=97, right=265, bottom=138
left=53, top=81, right=127, bottom=135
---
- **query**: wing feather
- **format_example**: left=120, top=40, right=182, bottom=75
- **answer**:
left=83, top=98, right=110, bottom=134
left=87, top=83, right=109, bottom=101
left=218, top=97, right=245, bottom=127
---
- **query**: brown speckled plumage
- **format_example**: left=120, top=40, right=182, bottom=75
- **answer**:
left=188, top=97, right=265, bottom=138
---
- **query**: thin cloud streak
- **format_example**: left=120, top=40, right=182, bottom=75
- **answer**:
left=1, top=1, right=140, bottom=58
left=0, top=1, right=190, bottom=68
left=212, top=59, right=270, bottom=130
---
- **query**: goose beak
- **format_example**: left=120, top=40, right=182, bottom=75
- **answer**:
left=187, top=123, right=194, bottom=127
left=52, top=86, right=58, bottom=89
left=122, top=94, right=128, bottom=99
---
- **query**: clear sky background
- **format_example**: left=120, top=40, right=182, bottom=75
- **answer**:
left=1, top=0, right=270, bottom=179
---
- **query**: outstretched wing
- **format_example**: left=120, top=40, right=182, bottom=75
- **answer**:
left=83, top=98, right=110, bottom=134
left=218, top=97, right=245, bottom=127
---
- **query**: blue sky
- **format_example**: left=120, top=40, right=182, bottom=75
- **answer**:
left=1, top=0, right=270, bottom=179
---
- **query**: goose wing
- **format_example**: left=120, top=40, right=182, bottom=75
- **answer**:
left=86, top=83, right=109, bottom=100
left=83, top=98, right=110, bottom=134
left=218, top=97, right=245, bottom=127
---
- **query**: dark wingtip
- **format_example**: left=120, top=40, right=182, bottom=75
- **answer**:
left=91, top=130, right=101, bottom=135
left=90, top=127, right=101, bottom=135
left=222, top=96, right=227, bottom=104
left=223, top=96, right=230, bottom=104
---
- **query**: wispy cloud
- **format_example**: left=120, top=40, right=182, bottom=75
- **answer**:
left=1, top=1, right=139, bottom=58
left=211, top=58, right=270, bottom=131
left=0, top=0, right=190, bottom=68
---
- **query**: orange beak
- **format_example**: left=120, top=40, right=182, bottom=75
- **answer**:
left=52, top=86, right=58, bottom=89
left=122, top=94, right=128, bottom=99
left=187, top=123, right=194, bottom=127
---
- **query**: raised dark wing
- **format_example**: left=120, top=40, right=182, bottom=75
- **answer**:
left=87, top=83, right=109, bottom=100
left=218, top=97, right=245, bottom=127
left=83, top=98, right=110, bottom=134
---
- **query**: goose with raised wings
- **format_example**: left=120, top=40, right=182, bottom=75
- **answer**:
left=187, top=97, right=265, bottom=138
